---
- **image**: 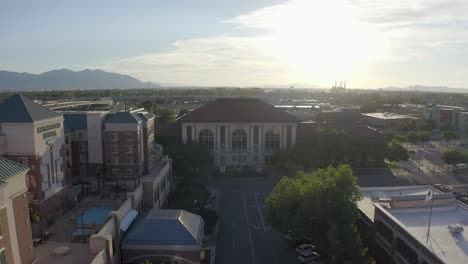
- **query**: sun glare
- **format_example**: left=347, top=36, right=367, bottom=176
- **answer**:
left=263, top=0, right=387, bottom=84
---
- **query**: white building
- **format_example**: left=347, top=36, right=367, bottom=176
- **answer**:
left=177, top=98, right=299, bottom=172
left=359, top=186, right=468, bottom=264
left=0, top=94, right=66, bottom=218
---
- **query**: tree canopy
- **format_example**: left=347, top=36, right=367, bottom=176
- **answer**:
left=442, top=130, right=460, bottom=141
left=407, top=131, right=430, bottom=143
left=266, top=165, right=365, bottom=263
left=386, top=139, right=409, bottom=162
left=441, top=149, right=467, bottom=166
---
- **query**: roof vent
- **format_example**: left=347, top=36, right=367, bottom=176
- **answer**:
left=448, top=224, right=464, bottom=233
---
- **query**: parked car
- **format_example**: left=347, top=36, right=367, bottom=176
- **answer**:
left=297, top=253, right=320, bottom=263
left=296, top=244, right=317, bottom=255
left=285, top=233, right=313, bottom=247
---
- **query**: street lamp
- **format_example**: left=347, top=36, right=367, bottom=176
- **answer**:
left=80, top=211, right=85, bottom=243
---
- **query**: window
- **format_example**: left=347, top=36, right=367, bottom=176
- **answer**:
left=126, top=169, right=133, bottom=175
left=112, top=168, right=120, bottom=175
left=79, top=143, right=86, bottom=151
left=232, top=129, right=247, bottom=151
left=18, top=157, right=28, bottom=166
left=65, top=136, right=69, bottom=144
left=112, top=157, right=119, bottom=165
left=198, top=129, right=214, bottom=150
left=220, top=156, right=226, bottom=165
left=265, top=129, right=280, bottom=151
left=126, top=145, right=133, bottom=154
left=111, top=145, right=118, bottom=153
left=126, top=157, right=133, bottom=165
left=186, top=126, right=192, bottom=144
left=0, top=248, right=5, bottom=264
left=220, top=126, right=225, bottom=148
left=80, top=155, right=87, bottom=163
left=111, top=133, right=118, bottom=141
left=125, top=133, right=133, bottom=142
left=78, top=132, right=82, bottom=139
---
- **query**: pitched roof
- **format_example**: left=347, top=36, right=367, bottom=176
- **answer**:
left=122, top=209, right=204, bottom=246
left=0, top=94, right=61, bottom=123
left=105, top=112, right=141, bottom=124
left=63, top=114, right=87, bottom=131
left=137, top=112, right=155, bottom=121
left=177, top=98, right=299, bottom=122
left=0, top=157, right=29, bottom=184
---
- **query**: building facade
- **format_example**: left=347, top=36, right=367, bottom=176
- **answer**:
left=178, top=98, right=298, bottom=172
left=0, top=95, right=66, bottom=218
left=0, top=157, right=34, bottom=264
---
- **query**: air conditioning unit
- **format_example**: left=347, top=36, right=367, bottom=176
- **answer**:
left=448, top=224, right=464, bottom=233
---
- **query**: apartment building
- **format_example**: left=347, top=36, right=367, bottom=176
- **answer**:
left=0, top=94, right=66, bottom=218
left=0, top=157, right=34, bottom=264
left=178, top=98, right=299, bottom=172
left=359, top=186, right=468, bottom=264
left=63, top=109, right=156, bottom=191
left=432, top=105, right=464, bottom=130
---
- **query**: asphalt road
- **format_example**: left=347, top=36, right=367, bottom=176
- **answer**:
left=212, top=176, right=296, bottom=264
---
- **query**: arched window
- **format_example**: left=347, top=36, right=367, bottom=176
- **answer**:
left=198, top=129, right=214, bottom=150
left=265, top=129, right=280, bottom=151
left=231, top=129, right=247, bottom=151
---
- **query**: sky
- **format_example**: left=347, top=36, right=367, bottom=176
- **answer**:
left=2, top=0, right=468, bottom=88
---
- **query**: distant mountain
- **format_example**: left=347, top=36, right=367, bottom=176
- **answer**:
left=382, top=85, right=468, bottom=94
left=0, top=69, right=160, bottom=91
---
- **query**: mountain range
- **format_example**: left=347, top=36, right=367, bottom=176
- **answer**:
left=0, top=69, right=159, bottom=91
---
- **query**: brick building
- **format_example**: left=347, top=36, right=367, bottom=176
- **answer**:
left=0, top=94, right=66, bottom=218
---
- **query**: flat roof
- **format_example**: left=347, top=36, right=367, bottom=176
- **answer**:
left=359, top=186, right=468, bottom=263
left=362, top=112, right=419, bottom=120
left=359, top=186, right=437, bottom=221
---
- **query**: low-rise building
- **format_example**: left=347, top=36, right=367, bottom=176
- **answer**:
left=359, top=186, right=468, bottom=264
left=362, top=112, right=420, bottom=130
left=121, top=209, right=205, bottom=264
left=0, top=157, right=34, bottom=264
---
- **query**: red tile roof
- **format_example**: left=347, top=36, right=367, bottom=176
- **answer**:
left=177, top=98, right=298, bottom=122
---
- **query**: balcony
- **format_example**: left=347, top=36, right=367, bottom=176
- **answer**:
left=395, top=252, right=411, bottom=264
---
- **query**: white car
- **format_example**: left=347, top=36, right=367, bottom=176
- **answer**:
left=296, top=244, right=317, bottom=256
left=297, top=254, right=320, bottom=263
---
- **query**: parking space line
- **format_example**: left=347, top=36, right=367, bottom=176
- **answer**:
left=255, top=195, right=267, bottom=232
left=242, top=196, right=257, bottom=264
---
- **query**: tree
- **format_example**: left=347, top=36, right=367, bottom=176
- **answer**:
left=386, top=139, right=409, bottom=162
left=154, top=107, right=177, bottom=123
left=266, top=165, right=365, bottom=263
left=442, top=130, right=460, bottom=141
left=407, top=131, right=430, bottom=144
left=418, top=119, right=436, bottom=131
left=441, top=149, right=467, bottom=166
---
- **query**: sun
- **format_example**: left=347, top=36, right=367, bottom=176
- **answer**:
left=262, top=0, right=387, bottom=84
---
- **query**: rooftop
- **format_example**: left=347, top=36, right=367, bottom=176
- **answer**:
left=0, top=94, right=61, bottom=123
left=177, top=98, right=298, bottom=123
left=362, top=112, right=419, bottom=120
left=122, top=209, right=204, bottom=247
left=0, top=157, right=29, bottom=184
left=105, top=111, right=141, bottom=124
left=63, top=113, right=87, bottom=131
left=359, top=186, right=468, bottom=263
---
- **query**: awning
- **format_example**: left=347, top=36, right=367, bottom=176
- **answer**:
left=120, top=209, right=138, bottom=233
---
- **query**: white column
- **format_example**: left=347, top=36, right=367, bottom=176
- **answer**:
left=292, top=125, right=297, bottom=145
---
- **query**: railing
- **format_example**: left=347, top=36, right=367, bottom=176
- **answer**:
left=376, top=233, right=392, bottom=254
left=395, top=252, right=411, bottom=264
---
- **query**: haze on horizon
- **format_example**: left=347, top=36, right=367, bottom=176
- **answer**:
left=2, top=0, right=468, bottom=89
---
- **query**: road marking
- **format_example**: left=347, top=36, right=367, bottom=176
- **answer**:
left=242, top=196, right=257, bottom=264
left=255, top=195, right=267, bottom=232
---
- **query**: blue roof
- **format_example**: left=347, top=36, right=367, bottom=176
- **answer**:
left=0, top=94, right=61, bottom=123
left=122, top=210, right=204, bottom=246
left=105, top=112, right=141, bottom=124
left=120, top=209, right=138, bottom=233
left=63, top=114, right=87, bottom=131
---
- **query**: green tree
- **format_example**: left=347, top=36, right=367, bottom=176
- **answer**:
left=418, top=119, right=436, bottom=131
left=154, top=107, right=177, bottom=123
left=442, top=130, right=460, bottom=141
left=266, top=165, right=365, bottom=263
left=441, top=149, right=467, bottom=166
left=386, top=139, right=409, bottom=162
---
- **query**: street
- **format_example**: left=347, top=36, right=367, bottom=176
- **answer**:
left=211, top=176, right=296, bottom=264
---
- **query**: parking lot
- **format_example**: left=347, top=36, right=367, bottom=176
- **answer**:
left=212, top=177, right=297, bottom=264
